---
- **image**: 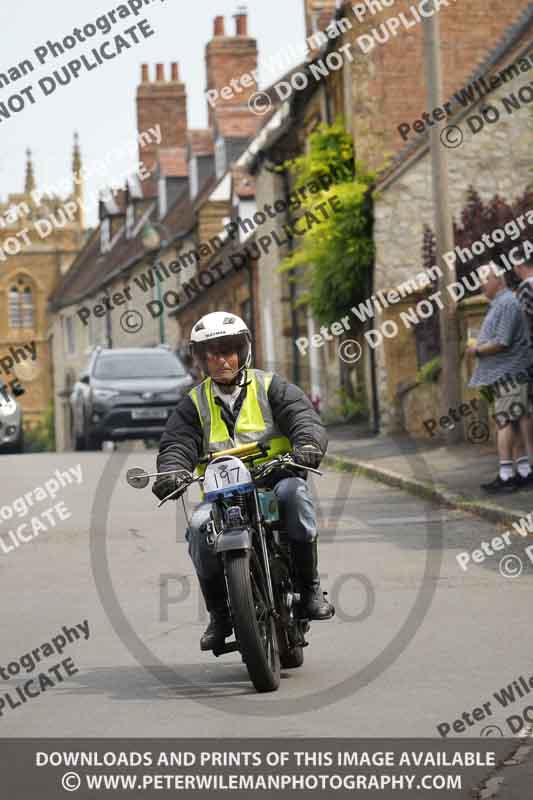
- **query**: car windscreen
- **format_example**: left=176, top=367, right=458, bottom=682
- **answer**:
left=93, top=353, right=187, bottom=380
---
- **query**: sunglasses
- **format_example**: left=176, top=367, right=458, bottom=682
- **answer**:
left=205, top=342, right=238, bottom=357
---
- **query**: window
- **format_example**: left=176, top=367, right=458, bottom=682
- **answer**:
left=101, top=218, right=111, bottom=253
left=215, top=137, right=227, bottom=178
left=8, top=282, right=34, bottom=328
left=9, top=287, right=21, bottom=327
left=93, top=352, right=186, bottom=380
left=64, top=316, right=76, bottom=356
left=126, top=205, right=135, bottom=238
left=189, top=157, right=199, bottom=199
left=21, top=287, right=34, bottom=327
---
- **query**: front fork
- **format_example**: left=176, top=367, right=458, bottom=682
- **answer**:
left=251, top=491, right=277, bottom=612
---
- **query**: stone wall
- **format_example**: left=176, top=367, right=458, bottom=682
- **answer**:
left=375, top=33, right=533, bottom=427
left=373, top=37, right=532, bottom=431
left=337, top=0, right=531, bottom=172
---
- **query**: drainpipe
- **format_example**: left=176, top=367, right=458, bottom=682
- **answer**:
left=281, top=167, right=300, bottom=386
left=247, top=253, right=256, bottom=357
left=367, top=252, right=380, bottom=435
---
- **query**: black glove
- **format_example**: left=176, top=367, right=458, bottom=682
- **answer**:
left=292, top=445, right=322, bottom=469
left=152, top=471, right=190, bottom=501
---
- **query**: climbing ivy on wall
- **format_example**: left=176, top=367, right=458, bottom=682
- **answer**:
left=278, top=118, right=375, bottom=325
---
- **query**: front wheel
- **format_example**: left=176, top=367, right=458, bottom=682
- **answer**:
left=225, top=551, right=280, bottom=693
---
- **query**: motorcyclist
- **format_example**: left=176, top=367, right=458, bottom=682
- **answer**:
left=153, top=311, right=334, bottom=651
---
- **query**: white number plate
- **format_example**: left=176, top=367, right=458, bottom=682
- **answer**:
left=203, top=456, right=253, bottom=496
left=131, top=408, right=168, bottom=420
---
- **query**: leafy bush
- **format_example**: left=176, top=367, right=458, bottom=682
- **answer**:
left=24, top=400, right=55, bottom=453
left=278, top=118, right=375, bottom=325
left=322, top=386, right=369, bottom=424
left=416, top=356, right=442, bottom=385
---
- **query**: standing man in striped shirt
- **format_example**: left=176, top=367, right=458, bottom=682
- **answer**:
left=467, top=263, right=533, bottom=493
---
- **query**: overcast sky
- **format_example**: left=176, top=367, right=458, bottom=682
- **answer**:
left=0, top=0, right=307, bottom=225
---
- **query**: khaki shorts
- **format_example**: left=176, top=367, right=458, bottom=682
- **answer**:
left=493, top=382, right=533, bottom=423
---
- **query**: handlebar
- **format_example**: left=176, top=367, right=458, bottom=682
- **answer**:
left=198, top=440, right=266, bottom=465
left=156, top=449, right=323, bottom=507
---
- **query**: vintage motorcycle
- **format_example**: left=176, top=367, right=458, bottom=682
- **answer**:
left=127, top=441, right=324, bottom=693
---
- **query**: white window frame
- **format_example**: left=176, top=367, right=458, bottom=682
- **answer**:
left=64, top=315, right=76, bottom=356
left=100, top=218, right=111, bottom=253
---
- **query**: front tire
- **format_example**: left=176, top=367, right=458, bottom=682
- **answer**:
left=225, top=551, right=280, bottom=693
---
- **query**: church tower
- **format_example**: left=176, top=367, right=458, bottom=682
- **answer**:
left=0, top=141, right=85, bottom=434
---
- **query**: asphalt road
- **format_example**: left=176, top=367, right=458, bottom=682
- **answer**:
left=1, top=449, right=533, bottom=740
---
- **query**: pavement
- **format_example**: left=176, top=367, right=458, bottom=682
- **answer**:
left=3, top=450, right=533, bottom=796
left=2, top=449, right=533, bottom=744
left=325, top=424, right=533, bottom=527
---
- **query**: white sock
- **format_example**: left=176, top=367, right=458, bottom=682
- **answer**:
left=500, top=461, right=514, bottom=481
left=516, top=457, right=531, bottom=478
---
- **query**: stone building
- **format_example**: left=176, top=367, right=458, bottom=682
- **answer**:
left=372, top=5, right=533, bottom=434
left=49, top=12, right=266, bottom=451
left=334, top=0, right=531, bottom=173
left=0, top=142, right=85, bottom=430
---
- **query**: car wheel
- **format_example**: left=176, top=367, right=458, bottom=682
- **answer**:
left=74, top=431, right=86, bottom=451
left=14, top=429, right=24, bottom=454
left=84, top=420, right=102, bottom=451
left=86, top=432, right=103, bottom=451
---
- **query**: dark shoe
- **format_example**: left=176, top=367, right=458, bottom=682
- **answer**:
left=291, top=540, right=335, bottom=621
left=198, top=575, right=232, bottom=651
left=480, top=475, right=517, bottom=494
left=200, top=611, right=233, bottom=651
left=303, top=586, right=335, bottom=620
left=514, top=472, right=533, bottom=490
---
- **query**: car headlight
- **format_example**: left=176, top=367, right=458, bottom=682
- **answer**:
left=92, top=389, right=120, bottom=400
left=0, top=397, right=17, bottom=417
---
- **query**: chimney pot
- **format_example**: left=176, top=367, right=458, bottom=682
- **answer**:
left=214, top=16, right=225, bottom=36
left=235, top=12, right=248, bottom=36
left=156, top=63, right=165, bottom=81
left=141, top=64, right=149, bottom=82
left=171, top=62, right=179, bottom=81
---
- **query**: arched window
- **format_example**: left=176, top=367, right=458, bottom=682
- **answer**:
left=9, top=287, right=21, bottom=327
left=8, top=281, right=34, bottom=328
left=21, top=287, right=34, bottom=327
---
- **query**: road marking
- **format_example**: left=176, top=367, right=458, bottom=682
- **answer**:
left=369, top=515, right=448, bottom=525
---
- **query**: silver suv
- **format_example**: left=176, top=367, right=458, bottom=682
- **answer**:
left=70, top=346, right=195, bottom=450
left=0, top=383, right=24, bottom=453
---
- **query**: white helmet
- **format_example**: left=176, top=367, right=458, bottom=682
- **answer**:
left=190, top=312, right=252, bottom=384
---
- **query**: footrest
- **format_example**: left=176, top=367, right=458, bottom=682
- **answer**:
left=212, top=640, right=240, bottom=657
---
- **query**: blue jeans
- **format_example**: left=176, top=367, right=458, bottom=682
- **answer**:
left=185, top=477, right=317, bottom=579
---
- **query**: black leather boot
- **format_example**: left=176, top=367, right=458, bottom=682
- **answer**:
left=198, top=575, right=233, bottom=651
left=291, top=540, right=335, bottom=620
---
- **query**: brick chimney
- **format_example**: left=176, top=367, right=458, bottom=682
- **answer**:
left=205, top=12, right=258, bottom=128
left=304, top=0, right=338, bottom=37
left=136, top=63, right=188, bottom=193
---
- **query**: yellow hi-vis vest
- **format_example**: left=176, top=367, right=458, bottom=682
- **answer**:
left=189, top=369, right=292, bottom=476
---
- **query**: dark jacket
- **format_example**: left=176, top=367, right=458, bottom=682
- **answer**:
left=157, top=370, right=327, bottom=478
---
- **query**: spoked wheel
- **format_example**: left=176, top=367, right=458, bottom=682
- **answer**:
left=225, top=551, right=280, bottom=693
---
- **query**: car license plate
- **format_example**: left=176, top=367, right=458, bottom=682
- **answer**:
left=131, top=408, right=168, bottom=420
